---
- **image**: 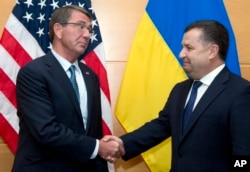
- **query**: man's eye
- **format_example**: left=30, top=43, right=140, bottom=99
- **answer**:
left=81, top=25, right=85, bottom=29
left=78, top=24, right=85, bottom=29
left=87, top=27, right=92, bottom=33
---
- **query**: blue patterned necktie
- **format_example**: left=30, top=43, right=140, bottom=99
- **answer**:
left=183, top=81, right=202, bottom=131
left=69, top=65, right=80, bottom=102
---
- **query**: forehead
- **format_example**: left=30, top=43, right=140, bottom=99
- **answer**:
left=69, top=10, right=91, bottom=23
left=182, top=28, right=203, bottom=45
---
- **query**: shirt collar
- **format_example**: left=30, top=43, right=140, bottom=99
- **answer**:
left=51, top=48, right=79, bottom=72
left=200, top=64, right=225, bottom=86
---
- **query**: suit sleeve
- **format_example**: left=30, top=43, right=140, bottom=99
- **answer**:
left=120, top=96, right=172, bottom=160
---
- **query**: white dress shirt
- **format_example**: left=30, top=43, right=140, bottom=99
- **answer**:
left=51, top=49, right=98, bottom=159
left=186, top=64, right=225, bottom=110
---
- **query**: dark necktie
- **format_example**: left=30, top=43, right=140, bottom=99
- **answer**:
left=183, top=81, right=202, bottom=131
left=69, top=65, right=80, bottom=102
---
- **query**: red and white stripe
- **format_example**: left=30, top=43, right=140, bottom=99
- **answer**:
left=0, top=11, right=113, bottom=157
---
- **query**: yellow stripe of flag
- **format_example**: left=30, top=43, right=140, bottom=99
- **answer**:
left=115, top=11, right=187, bottom=171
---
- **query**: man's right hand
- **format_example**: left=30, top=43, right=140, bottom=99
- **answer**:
left=98, top=135, right=125, bottom=163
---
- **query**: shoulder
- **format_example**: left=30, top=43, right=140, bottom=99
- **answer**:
left=173, top=79, right=192, bottom=89
left=21, top=52, right=53, bottom=69
left=17, top=53, right=54, bottom=79
left=227, top=70, right=250, bottom=89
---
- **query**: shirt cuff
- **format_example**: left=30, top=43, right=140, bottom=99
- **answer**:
left=90, top=139, right=99, bottom=159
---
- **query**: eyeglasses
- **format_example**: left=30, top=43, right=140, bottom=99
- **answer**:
left=61, top=22, right=93, bottom=35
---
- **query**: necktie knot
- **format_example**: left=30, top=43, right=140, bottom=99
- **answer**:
left=69, top=65, right=79, bottom=102
left=192, top=81, right=202, bottom=91
left=69, top=65, right=76, bottom=76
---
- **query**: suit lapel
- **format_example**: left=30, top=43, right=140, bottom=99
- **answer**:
left=44, top=52, right=83, bottom=127
left=78, top=62, right=93, bottom=133
left=180, top=67, right=230, bottom=140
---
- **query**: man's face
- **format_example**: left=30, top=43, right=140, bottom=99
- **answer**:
left=179, top=28, right=212, bottom=79
left=58, top=10, right=92, bottom=58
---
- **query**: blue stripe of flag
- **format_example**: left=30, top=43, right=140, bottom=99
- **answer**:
left=146, top=0, right=241, bottom=76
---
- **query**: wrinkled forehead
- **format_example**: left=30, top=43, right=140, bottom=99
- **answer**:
left=182, top=29, right=203, bottom=45
left=69, top=10, right=92, bottom=22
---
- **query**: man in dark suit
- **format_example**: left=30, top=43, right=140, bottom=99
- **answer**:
left=12, top=5, right=122, bottom=172
left=104, top=20, right=250, bottom=171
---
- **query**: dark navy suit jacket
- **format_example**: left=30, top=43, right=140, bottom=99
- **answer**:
left=12, top=51, right=108, bottom=172
left=121, top=67, right=250, bottom=172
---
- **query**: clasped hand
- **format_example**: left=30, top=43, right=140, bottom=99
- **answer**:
left=98, top=135, right=125, bottom=163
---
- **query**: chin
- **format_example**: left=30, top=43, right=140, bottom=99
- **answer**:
left=183, top=66, right=190, bottom=72
left=78, top=48, right=86, bottom=54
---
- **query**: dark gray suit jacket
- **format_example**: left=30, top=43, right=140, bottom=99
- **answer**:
left=121, top=67, right=250, bottom=172
left=12, top=51, right=108, bottom=172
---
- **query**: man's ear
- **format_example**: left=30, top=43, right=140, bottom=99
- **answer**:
left=53, top=23, right=63, bottom=39
left=208, top=44, right=219, bottom=60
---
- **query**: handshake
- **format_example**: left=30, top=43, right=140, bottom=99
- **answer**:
left=98, top=135, right=125, bottom=163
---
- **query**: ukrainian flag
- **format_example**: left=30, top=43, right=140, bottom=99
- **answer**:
left=115, top=0, right=240, bottom=171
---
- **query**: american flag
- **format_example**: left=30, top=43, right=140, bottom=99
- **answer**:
left=0, top=0, right=113, bottom=169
